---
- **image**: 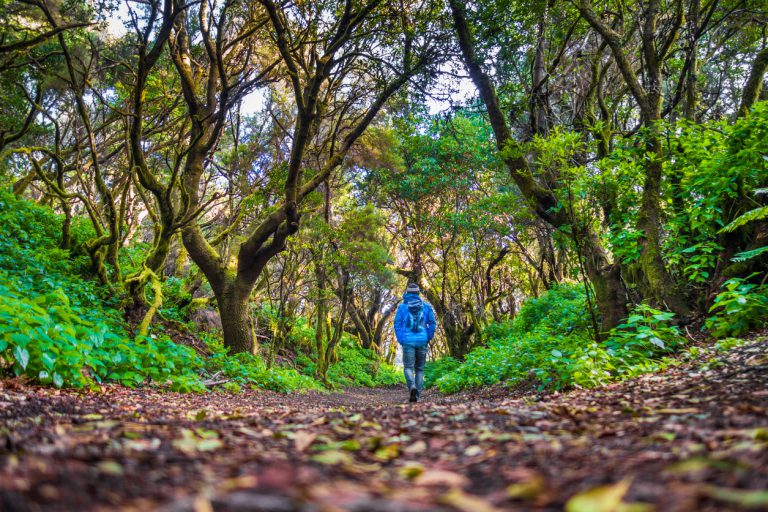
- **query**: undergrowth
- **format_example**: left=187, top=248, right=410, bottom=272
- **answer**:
left=430, top=277, right=767, bottom=393
left=0, top=192, right=398, bottom=393
left=429, top=284, right=690, bottom=393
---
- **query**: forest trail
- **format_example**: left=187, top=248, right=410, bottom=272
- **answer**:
left=2, top=339, right=767, bottom=512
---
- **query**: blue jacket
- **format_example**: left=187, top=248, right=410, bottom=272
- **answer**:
left=394, top=292, right=437, bottom=347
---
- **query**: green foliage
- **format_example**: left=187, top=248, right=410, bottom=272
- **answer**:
left=662, top=105, right=768, bottom=283
left=296, top=335, right=402, bottom=388
left=424, top=356, right=461, bottom=387
left=511, top=284, right=593, bottom=336
left=605, top=304, right=685, bottom=355
left=433, top=285, right=686, bottom=394
left=678, top=242, right=724, bottom=284
left=705, top=277, right=768, bottom=337
left=0, top=192, right=358, bottom=394
left=203, top=336, right=321, bottom=393
left=0, top=275, right=206, bottom=391
left=0, top=191, right=110, bottom=320
left=327, top=338, right=403, bottom=387
left=720, top=205, right=768, bottom=234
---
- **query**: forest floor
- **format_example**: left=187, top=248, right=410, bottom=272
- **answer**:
left=1, top=338, right=767, bottom=512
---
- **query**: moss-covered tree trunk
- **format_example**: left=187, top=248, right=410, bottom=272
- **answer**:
left=216, top=280, right=256, bottom=355
left=636, top=130, right=690, bottom=315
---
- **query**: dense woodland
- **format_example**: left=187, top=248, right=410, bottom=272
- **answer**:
left=1, top=0, right=767, bottom=393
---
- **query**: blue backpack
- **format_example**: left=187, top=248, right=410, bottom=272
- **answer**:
left=405, top=299, right=427, bottom=334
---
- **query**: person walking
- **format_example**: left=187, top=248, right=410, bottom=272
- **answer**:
left=394, top=282, right=436, bottom=403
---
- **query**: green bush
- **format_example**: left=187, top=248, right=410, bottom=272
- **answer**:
left=705, top=277, right=768, bottom=337
left=434, top=332, right=617, bottom=393
left=202, top=335, right=322, bottom=393
left=605, top=304, right=685, bottom=356
left=295, top=335, right=402, bottom=388
left=327, top=338, right=403, bottom=387
left=0, top=276, right=206, bottom=391
left=510, top=283, right=592, bottom=336
left=424, top=356, right=460, bottom=388
left=433, top=284, right=686, bottom=394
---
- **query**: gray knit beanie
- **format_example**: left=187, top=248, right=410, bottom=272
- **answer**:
left=406, top=282, right=420, bottom=294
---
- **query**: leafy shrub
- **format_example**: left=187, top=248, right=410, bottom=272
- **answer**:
left=511, top=283, right=592, bottom=336
left=434, top=332, right=615, bottom=393
left=203, top=335, right=322, bottom=393
left=434, top=286, right=686, bottom=394
left=424, top=356, right=460, bottom=388
left=295, top=335, right=402, bottom=388
left=327, top=338, right=403, bottom=387
left=0, top=276, right=206, bottom=391
left=605, top=304, right=685, bottom=356
left=705, top=277, right=768, bottom=337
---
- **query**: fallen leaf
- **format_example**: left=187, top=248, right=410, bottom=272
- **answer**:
left=173, top=428, right=223, bottom=453
left=311, top=450, right=353, bottom=465
left=665, top=457, right=746, bottom=475
left=373, top=443, right=399, bottom=462
left=699, top=485, right=768, bottom=508
left=398, top=462, right=424, bottom=479
left=402, top=440, right=427, bottom=454
left=414, top=469, right=470, bottom=488
left=438, top=488, right=501, bottom=512
left=97, top=460, right=124, bottom=475
left=294, top=431, right=316, bottom=452
left=565, top=479, right=631, bottom=512
left=123, top=438, right=161, bottom=451
left=464, top=445, right=483, bottom=457
left=507, top=474, right=546, bottom=500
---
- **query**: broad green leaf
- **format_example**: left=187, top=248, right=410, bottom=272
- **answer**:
left=11, top=333, right=30, bottom=348
left=13, top=346, right=29, bottom=369
left=42, top=352, right=56, bottom=371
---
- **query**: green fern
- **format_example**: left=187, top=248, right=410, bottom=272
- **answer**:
left=720, top=205, right=768, bottom=233
left=732, top=245, right=768, bottom=262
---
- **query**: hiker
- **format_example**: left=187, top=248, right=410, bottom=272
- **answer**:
left=394, top=282, right=436, bottom=403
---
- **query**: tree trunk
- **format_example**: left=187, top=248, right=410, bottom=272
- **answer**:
left=126, top=227, right=174, bottom=305
left=683, top=0, right=700, bottom=121
left=216, top=281, right=255, bottom=354
left=738, top=47, right=768, bottom=117
left=585, top=260, right=626, bottom=332
left=575, top=0, right=690, bottom=317
left=636, top=130, right=690, bottom=316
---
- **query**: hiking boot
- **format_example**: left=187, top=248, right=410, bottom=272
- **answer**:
left=409, top=388, right=418, bottom=403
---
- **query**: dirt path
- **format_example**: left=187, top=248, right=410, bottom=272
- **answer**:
left=1, top=339, right=767, bottom=511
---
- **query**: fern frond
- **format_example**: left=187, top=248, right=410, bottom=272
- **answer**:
left=732, top=245, right=768, bottom=262
left=720, top=206, right=768, bottom=233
